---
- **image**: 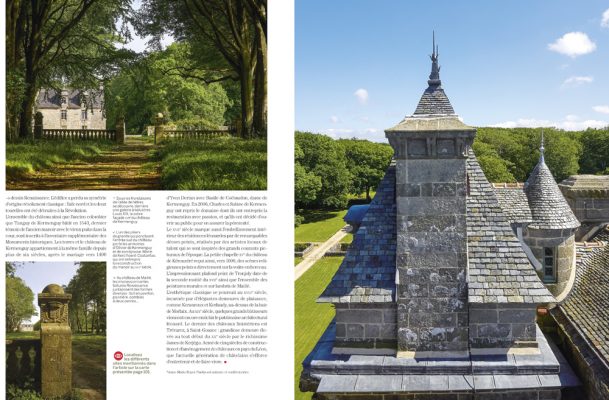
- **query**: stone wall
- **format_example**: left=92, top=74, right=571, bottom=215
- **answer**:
left=469, top=304, right=536, bottom=349
left=335, top=303, right=396, bottom=349
left=523, top=227, right=575, bottom=297
left=39, top=108, right=106, bottom=130
left=559, top=175, right=609, bottom=225
left=567, top=197, right=609, bottom=224
left=394, top=156, right=469, bottom=353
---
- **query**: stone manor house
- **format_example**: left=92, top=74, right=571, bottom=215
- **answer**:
left=300, top=42, right=609, bottom=400
left=35, top=87, right=106, bottom=130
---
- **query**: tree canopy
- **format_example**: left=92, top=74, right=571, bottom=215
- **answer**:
left=134, top=0, right=267, bottom=137
left=6, top=0, right=134, bottom=140
left=66, top=262, right=106, bottom=334
left=5, top=262, right=37, bottom=332
left=105, top=42, right=235, bottom=133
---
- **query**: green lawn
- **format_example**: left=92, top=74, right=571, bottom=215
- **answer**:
left=295, top=256, right=343, bottom=400
left=340, top=232, right=354, bottom=244
left=156, top=137, right=267, bottom=190
left=295, top=209, right=348, bottom=243
left=6, top=140, right=114, bottom=180
left=295, top=257, right=303, bottom=266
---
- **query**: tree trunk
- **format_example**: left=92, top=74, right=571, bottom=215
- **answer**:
left=253, top=20, right=267, bottom=137
left=239, top=58, right=255, bottom=138
left=366, top=187, right=371, bottom=202
left=18, top=54, right=37, bottom=139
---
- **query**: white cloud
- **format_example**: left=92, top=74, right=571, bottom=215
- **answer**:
left=593, top=105, right=609, bottom=114
left=321, top=128, right=385, bottom=142
left=548, top=32, right=596, bottom=58
left=562, top=75, right=594, bottom=87
left=354, top=88, right=369, bottom=105
left=329, top=115, right=339, bottom=123
left=491, top=116, right=608, bottom=131
left=602, top=8, right=609, bottom=28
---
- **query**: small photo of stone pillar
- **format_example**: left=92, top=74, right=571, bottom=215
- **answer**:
left=5, top=261, right=107, bottom=400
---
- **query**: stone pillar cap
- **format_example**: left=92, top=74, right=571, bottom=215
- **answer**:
left=42, top=284, right=65, bottom=295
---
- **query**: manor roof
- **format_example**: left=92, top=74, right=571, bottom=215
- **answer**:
left=36, top=88, right=104, bottom=110
left=318, top=150, right=554, bottom=305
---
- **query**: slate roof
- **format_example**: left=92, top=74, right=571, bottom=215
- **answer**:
left=319, top=151, right=554, bottom=305
left=466, top=152, right=555, bottom=304
left=344, top=205, right=370, bottom=225
left=493, top=184, right=533, bottom=225
left=318, top=163, right=397, bottom=303
left=492, top=159, right=581, bottom=230
left=36, top=88, right=104, bottom=110
left=524, top=158, right=580, bottom=230
left=413, top=86, right=455, bottom=115
left=559, top=226, right=609, bottom=366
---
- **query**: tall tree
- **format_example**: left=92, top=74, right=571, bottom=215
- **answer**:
left=6, top=0, right=132, bottom=140
left=136, top=0, right=267, bottom=138
left=5, top=262, right=37, bottom=332
left=338, top=139, right=393, bottom=201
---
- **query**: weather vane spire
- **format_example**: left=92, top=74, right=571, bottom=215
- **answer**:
left=540, top=130, right=545, bottom=162
left=428, top=31, right=441, bottom=86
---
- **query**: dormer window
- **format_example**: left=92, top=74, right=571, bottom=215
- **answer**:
left=61, top=96, right=67, bottom=105
left=543, top=247, right=556, bottom=283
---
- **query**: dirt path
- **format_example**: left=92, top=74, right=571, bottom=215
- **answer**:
left=7, top=137, right=161, bottom=190
left=72, top=342, right=106, bottom=400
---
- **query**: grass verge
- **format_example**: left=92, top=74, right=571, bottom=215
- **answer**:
left=156, top=137, right=267, bottom=190
left=6, top=140, right=114, bottom=180
left=295, top=209, right=347, bottom=243
left=295, top=256, right=343, bottom=400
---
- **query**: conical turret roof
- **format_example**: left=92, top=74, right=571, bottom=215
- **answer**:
left=412, top=32, right=455, bottom=115
left=525, top=156, right=580, bottom=230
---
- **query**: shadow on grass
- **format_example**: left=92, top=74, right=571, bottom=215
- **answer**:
left=298, top=209, right=341, bottom=224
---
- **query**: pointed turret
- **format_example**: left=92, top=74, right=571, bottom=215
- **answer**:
left=525, top=137, right=579, bottom=230
left=413, top=32, right=455, bottom=115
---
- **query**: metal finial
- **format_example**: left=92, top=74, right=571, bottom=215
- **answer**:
left=428, top=31, right=441, bottom=85
left=540, top=130, right=545, bottom=162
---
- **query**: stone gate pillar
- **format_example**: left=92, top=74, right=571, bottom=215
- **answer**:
left=154, top=113, right=165, bottom=144
left=116, top=115, right=126, bottom=144
left=34, top=112, right=43, bottom=139
left=38, top=284, right=72, bottom=398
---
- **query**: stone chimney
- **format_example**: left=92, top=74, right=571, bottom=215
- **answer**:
left=385, top=36, right=476, bottom=355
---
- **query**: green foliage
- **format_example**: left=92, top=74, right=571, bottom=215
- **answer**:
left=67, top=262, right=106, bottom=334
left=579, top=128, right=609, bottom=175
left=295, top=132, right=351, bottom=209
left=6, top=264, right=37, bottom=332
left=295, top=163, right=322, bottom=207
left=338, top=139, right=393, bottom=200
left=157, top=137, right=267, bottom=190
left=6, top=385, right=42, bottom=400
left=6, top=140, right=114, bottom=180
left=294, top=214, right=305, bottom=227
left=474, top=127, right=582, bottom=182
left=106, top=42, right=234, bottom=134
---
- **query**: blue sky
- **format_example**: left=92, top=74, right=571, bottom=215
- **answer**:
left=13, top=262, right=80, bottom=323
left=296, top=1, right=609, bottom=141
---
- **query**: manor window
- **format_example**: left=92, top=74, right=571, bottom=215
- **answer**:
left=81, top=110, right=88, bottom=120
left=61, top=96, right=67, bottom=105
left=61, top=110, right=67, bottom=120
left=542, top=247, right=556, bottom=283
